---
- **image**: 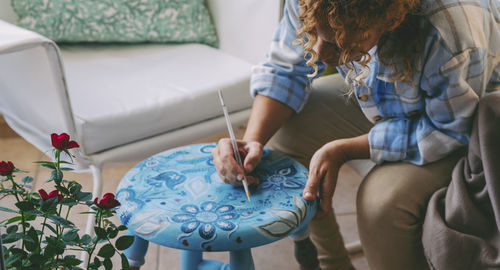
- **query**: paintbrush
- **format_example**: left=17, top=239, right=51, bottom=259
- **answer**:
left=217, top=90, right=251, bottom=201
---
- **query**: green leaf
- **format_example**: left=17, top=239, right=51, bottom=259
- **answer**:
left=117, top=225, right=128, bottom=231
left=15, top=201, right=34, bottom=211
left=42, top=222, right=57, bottom=234
left=25, top=226, right=39, bottom=252
left=76, top=191, right=92, bottom=201
left=6, top=225, right=18, bottom=234
left=94, top=226, right=107, bottom=239
left=24, top=209, right=43, bottom=216
left=107, top=227, right=118, bottom=239
left=41, top=198, right=59, bottom=213
left=60, top=167, right=74, bottom=171
left=62, top=229, right=79, bottom=242
left=45, top=236, right=66, bottom=255
left=33, top=161, right=54, bottom=165
left=60, top=197, right=77, bottom=206
left=40, top=163, right=56, bottom=170
left=50, top=169, right=63, bottom=182
left=5, top=216, right=22, bottom=224
left=2, top=232, right=22, bottom=244
left=115, top=235, right=134, bottom=251
left=13, top=168, right=28, bottom=173
left=5, top=253, right=23, bottom=266
left=21, top=176, right=34, bottom=183
left=58, top=186, right=70, bottom=196
left=27, top=253, right=43, bottom=267
left=121, top=253, right=130, bottom=269
left=59, top=160, right=73, bottom=165
left=79, top=234, right=92, bottom=245
left=92, top=257, right=102, bottom=268
left=0, top=206, right=18, bottom=213
left=63, top=255, right=81, bottom=266
left=48, top=215, right=74, bottom=228
left=97, top=244, right=115, bottom=258
left=103, top=257, right=112, bottom=270
left=68, top=181, right=82, bottom=193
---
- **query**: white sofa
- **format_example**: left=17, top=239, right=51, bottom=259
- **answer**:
left=0, top=1, right=280, bottom=184
left=0, top=0, right=281, bottom=238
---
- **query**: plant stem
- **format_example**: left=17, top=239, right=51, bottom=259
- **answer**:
left=9, top=175, right=26, bottom=250
left=86, top=209, right=101, bottom=267
left=60, top=205, right=72, bottom=236
left=56, top=150, right=61, bottom=171
left=39, top=215, right=48, bottom=252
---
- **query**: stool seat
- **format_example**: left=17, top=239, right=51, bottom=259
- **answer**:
left=116, top=143, right=317, bottom=268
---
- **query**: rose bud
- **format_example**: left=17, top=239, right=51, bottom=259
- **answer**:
left=0, top=161, right=15, bottom=176
left=94, top=193, right=121, bottom=209
left=51, top=133, right=79, bottom=151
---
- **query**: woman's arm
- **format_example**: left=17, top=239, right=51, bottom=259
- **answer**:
left=303, top=134, right=370, bottom=214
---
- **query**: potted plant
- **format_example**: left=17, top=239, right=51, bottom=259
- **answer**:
left=0, top=133, right=133, bottom=269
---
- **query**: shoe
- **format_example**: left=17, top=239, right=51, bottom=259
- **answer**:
left=294, top=237, right=320, bottom=270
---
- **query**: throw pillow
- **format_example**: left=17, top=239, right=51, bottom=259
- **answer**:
left=11, top=0, right=218, bottom=47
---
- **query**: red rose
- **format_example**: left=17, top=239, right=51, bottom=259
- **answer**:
left=51, top=133, right=79, bottom=151
left=0, top=161, right=15, bottom=176
left=94, top=193, right=121, bottom=209
left=38, top=189, right=63, bottom=201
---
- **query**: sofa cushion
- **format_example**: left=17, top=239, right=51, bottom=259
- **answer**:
left=11, top=0, right=218, bottom=47
left=60, top=43, right=252, bottom=155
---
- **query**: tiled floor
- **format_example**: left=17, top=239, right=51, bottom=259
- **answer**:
left=0, top=118, right=369, bottom=269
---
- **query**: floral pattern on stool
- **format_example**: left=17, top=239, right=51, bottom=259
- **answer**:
left=116, top=143, right=317, bottom=252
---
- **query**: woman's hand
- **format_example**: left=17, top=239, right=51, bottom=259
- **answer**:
left=303, top=141, right=347, bottom=217
left=212, top=138, right=263, bottom=186
left=303, top=134, right=370, bottom=217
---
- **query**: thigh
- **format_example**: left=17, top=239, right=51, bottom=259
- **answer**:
left=357, top=149, right=465, bottom=270
left=267, top=74, right=373, bottom=167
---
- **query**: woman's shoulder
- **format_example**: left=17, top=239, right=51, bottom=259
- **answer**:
left=420, top=0, right=499, bottom=54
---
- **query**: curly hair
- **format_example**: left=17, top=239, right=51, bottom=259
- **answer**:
left=295, top=0, right=425, bottom=92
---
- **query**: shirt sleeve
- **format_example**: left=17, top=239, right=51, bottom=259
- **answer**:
left=249, top=0, right=325, bottom=112
left=369, top=31, right=482, bottom=165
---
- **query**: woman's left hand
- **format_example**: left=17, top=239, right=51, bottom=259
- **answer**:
left=302, top=134, right=370, bottom=217
left=303, top=141, right=347, bottom=217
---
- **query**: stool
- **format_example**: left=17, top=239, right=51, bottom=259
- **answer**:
left=116, top=143, right=317, bottom=269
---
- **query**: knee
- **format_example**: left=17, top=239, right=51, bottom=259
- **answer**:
left=356, top=173, right=421, bottom=233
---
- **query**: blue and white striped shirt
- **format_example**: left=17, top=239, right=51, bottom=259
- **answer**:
left=250, top=0, right=500, bottom=165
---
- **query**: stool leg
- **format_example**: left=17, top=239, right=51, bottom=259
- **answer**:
left=181, top=250, right=203, bottom=270
left=123, top=231, right=149, bottom=268
left=229, top=249, right=254, bottom=270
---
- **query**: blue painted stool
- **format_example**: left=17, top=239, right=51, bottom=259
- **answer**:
left=116, top=143, right=317, bottom=269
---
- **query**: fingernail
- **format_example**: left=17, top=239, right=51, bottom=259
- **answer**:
left=237, top=174, right=243, bottom=181
left=304, top=191, right=312, bottom=197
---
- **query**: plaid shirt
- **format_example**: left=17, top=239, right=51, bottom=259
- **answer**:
left=250, top=0, right=500, bottom=165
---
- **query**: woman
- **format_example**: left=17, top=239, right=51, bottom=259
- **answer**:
left=212, top=0, right=500, bottom=269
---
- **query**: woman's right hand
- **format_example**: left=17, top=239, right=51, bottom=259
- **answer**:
left=211, top=138, right=263, bottom=186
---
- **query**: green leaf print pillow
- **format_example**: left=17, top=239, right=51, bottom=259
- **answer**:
left=11, top=0, right=218, bottom=47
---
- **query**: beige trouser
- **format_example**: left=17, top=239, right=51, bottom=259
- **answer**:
left=267, top=74, right=463, bottom=270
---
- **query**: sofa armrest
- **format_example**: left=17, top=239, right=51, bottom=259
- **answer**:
left=0, top=20, right=78, bottom=156
left=207, top=0, right=282, bottom=64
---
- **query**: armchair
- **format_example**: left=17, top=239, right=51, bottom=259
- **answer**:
left=0, top=0, right=281, bottom=236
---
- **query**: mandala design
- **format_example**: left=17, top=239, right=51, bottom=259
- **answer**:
left=172, top=201, right=239, bottom=240
left=258, top=164, right=304, bottom=191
